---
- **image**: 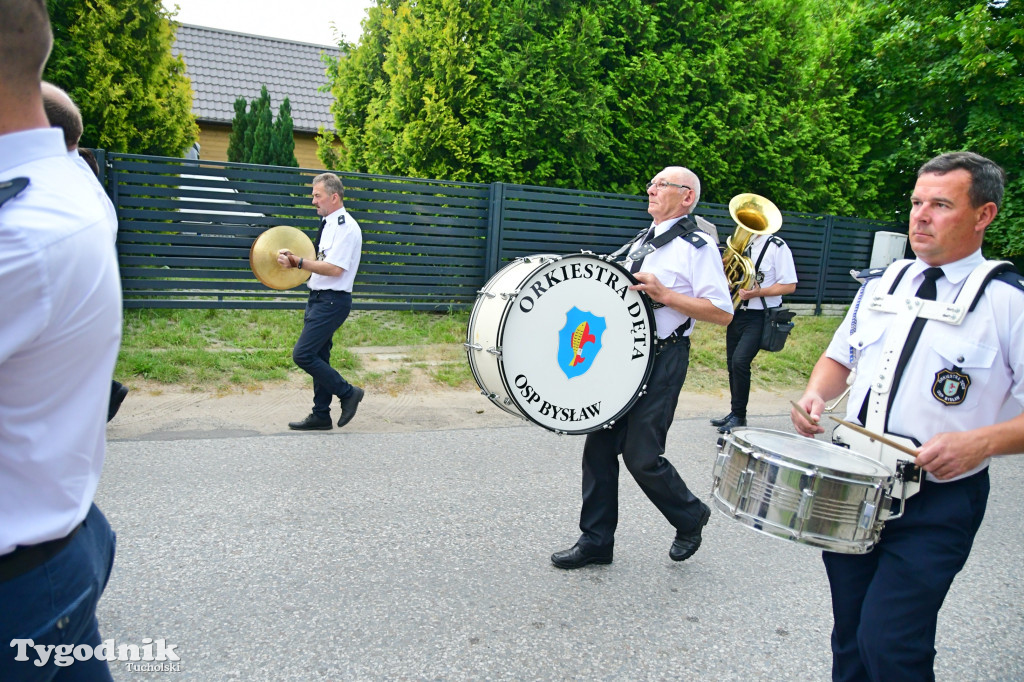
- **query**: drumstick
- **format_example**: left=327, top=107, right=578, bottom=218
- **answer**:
left=828, top=416, right=919, bottom=458
left=789, top=400, right=818, bottom=424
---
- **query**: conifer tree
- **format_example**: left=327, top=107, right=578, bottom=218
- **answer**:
left=45, top=0, right=197, bottom=155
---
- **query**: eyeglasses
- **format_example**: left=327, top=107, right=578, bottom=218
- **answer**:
left=646, top=180, right=691, bottom=192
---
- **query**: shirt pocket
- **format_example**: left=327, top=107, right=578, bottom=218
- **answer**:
left=848, top=323, right=885, bottom=356
left=926, top=337, right=998, bottom=411
left=931, top=338, right=997, bottom=371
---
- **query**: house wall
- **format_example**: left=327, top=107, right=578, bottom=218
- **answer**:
left=197, top=122, right=323, bottom=169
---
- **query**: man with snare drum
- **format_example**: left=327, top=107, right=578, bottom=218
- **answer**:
left=551, top=166, right=733, bottom=569
left=791, top=152, right=1024, bottom=681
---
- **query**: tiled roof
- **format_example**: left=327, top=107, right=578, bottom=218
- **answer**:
left=173, top=24, right=341, bottom=133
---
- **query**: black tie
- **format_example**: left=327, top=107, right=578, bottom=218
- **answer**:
left=859, top=267, right=944, bottom=426
left=314, top=218, right=326, bottom=251
left=629, top=228, right=655, bottom=273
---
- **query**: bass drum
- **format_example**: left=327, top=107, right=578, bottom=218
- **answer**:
left=465, top=253, right=657, bottom=434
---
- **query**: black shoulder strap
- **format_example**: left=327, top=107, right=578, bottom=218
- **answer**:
left=0, top=177, right=29, bottom=208
left=667, top=215, right=708, bottom=250
left=886, top=261, right=915, bottom=294
left=968, top=262, right=1024, bottom=312
left=752, top=236, right=780, bottom=273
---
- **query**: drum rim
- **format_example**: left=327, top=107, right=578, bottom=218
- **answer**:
left=726, top=426, right=894, bottom=479
left=465, top=255, right=561, bottom=399
left=495, top=253, right=658, bottom=435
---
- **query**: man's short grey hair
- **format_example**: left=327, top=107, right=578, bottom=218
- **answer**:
left=42, top=82, right=83, bottom=149
left=918, top=151, right=1005, bottom=209
left=664, top=165, right=701, bottom=207
left=313, top=173, right=345, bottom=202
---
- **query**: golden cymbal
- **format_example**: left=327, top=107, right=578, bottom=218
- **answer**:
left=249, top=225, right=316, bottom=290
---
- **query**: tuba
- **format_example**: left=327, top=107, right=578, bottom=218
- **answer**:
left=722, top=193, right=783, bottom=307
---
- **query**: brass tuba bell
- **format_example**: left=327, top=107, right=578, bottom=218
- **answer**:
left=722, top=193, right=783, bottom=307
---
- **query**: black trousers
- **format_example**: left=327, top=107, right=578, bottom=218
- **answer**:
left=725, top=308, right=764, bottom=419
left=577, top=336, right=705, bottom=551
left=292, top=289, right=354, bottom=418
left=823, top=469, right=989, bottom=682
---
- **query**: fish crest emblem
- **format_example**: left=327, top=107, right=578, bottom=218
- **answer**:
left=558, top=307, right=605, bottom=379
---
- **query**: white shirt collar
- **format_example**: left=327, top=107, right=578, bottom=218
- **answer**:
left=0, top=127, right=67, bottom=173
left=908, top=250, right=985, bottom=285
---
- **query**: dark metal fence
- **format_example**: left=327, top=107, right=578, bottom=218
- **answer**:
left=102, top=152, right=903, bottom=311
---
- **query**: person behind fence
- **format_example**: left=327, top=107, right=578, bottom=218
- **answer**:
left=1, top=0, right=122, bottom=679
left=790, top=151, right=1024, bottom=682
left=41, top=79, right=128, bottom=421
left=277, top=172, right=364, bottom=431
left=712, top=230, right=797, bottom=433
left=550, top=166, right=734, bottom=569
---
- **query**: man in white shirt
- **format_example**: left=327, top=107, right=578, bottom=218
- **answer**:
left=551, top=166, right=734, bottom=569
left=41, top=80, right=128, bottom=420
left=277, top=172, right=364, bottom=430
left=1, top=1, right=121, bottom=679
left=712, top=231, right=798, bottom=433
left=792, top=152, right=1024, bottom=681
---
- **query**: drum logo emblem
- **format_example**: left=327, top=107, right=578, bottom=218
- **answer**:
left=558, top=307, right=606, bottom=378
left=931, top=368, right=970, bottom=405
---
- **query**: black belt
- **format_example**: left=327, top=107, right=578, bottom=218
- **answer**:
left=656, top=325, right=691, bottom=354
left=0, top=522, right=83, bottom=583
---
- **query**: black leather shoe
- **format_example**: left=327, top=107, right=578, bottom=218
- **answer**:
left=288, top=413, right=332, bottom=431
left=107, top=382, right=129, bottom=422
left=717, top=414, right=747, bottom=433
left=551, top=544, right=613, bottom=569
left=710, top=412, right=733, bottom=427
left=336, top=386, right=364, bottom=427
left=670, top=504, right=711, bottom=562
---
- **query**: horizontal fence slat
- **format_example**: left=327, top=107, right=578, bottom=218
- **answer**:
left=104, top=154, right=903, bottom=310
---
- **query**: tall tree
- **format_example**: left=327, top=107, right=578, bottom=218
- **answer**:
left=327, top=0, right=1021, bottom=258
left=227, top=87, right=299, bottom=167
left=226, top=97, right=250, bottom=163
left=846, top=0, right=1023, bottom=261
left=45, top=0, right=197, bottom=156
left=249, top=86, right=274, bottom=165
left=272, top=98, right=299, bottom=167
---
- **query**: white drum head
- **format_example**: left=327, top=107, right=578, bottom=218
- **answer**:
left=734, top=427, right=892, bottom=477
left=497, top=254, right=656, bottom=433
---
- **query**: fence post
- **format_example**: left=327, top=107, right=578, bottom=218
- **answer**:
left=93, top=148, right=107, bottom=187
left=814, top=214, right=836, bottom=315
left=485, top=181, right=505, bottom=279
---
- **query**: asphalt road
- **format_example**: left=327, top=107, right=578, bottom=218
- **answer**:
left=95, top=414, right=1024, bottom=681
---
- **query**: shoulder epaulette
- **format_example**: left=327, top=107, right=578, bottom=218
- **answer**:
left=853, top=266, right=887, bottom=281
left=767, top=235, right=785, bottom=249
left=0, top=177, right=29, bottom=208
left=683, top=231, right=709, bottom=249
left=992, top=269, right=1024, bottom=293
left=966, top=261, right=1024, bottom=311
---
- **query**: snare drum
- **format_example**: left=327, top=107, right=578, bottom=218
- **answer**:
left=712, top=428, right=894, bottom=554
left=465, top=253, right=657, bottom=434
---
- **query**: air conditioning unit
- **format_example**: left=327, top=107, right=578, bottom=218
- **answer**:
left=869, top=231, right=908, bottom=268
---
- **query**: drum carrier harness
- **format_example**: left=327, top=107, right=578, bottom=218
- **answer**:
left=609, top=214, right=711, bottom=335
left=834, top=258, right=1020, bottom=510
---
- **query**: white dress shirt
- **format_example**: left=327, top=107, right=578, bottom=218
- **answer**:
left=0, top=128, right=122, bottom=555
left=742, top=234, right=798, bottom=310
left=309, top=207, right=362, bottom=292
left=628, top=216, right=734, bottom=339
left=826, top=251, right=1024, bottom=482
